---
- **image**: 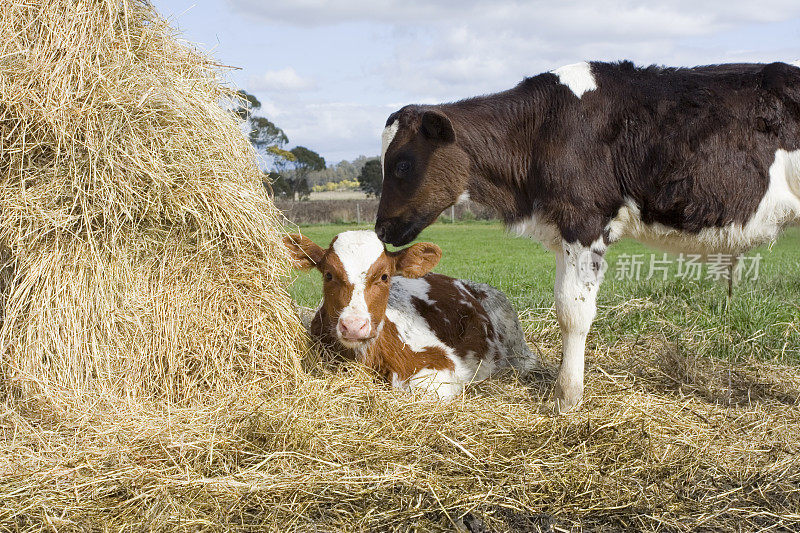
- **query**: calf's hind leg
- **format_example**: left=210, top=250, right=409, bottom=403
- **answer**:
left=552, top=239, right=605, bottom=413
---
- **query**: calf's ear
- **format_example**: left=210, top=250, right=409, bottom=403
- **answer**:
left=282, top=234, right=325, bottom=270
left=420, top=110, right=455, bottom=143
left=392, top=242, right=442, bottom=278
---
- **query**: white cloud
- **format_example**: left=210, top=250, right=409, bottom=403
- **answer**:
left=232, top=0, right=800, bottom=102
left=228, top=0, right=465, bottom=26
left=249, top=67, right=316, bottom=93
left=254, top=96, right=395, bottom=162
left=222, top=0, right=800, bottom=160
left=229, top=1, right=800, bottom=32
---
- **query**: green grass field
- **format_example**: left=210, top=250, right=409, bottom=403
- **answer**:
left=287, top=221, right=800, bottom=365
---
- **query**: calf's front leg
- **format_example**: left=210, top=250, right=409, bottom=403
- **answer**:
left=552, top=239, right=605, bottom=413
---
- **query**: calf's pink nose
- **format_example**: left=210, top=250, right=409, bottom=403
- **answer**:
left=338, top=315, right=370, bottom=339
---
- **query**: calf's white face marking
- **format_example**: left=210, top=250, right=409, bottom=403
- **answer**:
left=332, top=230, right=386, bottom=344
left=381, top=120, right=399, bottom=176
left=285, top=231, right=442, bottom=349
left=552, top=61, right=597, bottom=98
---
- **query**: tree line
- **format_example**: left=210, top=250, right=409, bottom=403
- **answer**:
left=237, top=90, right=382, bottom=201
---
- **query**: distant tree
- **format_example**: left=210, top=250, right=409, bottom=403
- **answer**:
left=235, top=91, right=326, bottom=201
left=249, top=116, right=289, bottom=152
left=285, top=146, right=324, bottom=201
left=292, top=154, right=381, bottom=186
left=235, top=90, right=295, bottom=169
left=294, top=177, right=311, bottom=201
left=266, top=171, right=310, bottom=201
left=291, top=146, right=325, bottom=173
left=234, top=89, right=262, bottom=120
left=358, top=158, right=383, bottom=197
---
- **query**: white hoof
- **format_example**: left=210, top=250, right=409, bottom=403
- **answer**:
left=552, top=379, right=583, bottom=414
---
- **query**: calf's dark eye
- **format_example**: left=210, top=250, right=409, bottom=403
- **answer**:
left=381, top=274, right=389, bottom=282
left=325, top=272, right=333, bottom=281
left=395, top=160, right=411, bottom=175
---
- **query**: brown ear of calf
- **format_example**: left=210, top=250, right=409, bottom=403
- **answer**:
left=282, top=233, right=326, bottom=270
left=391, top=242, right=442, bottom=278
left=420, top=110, right=455, bottom=143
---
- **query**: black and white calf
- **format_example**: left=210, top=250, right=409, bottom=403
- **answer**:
left=375, top=60, right=800, bottom=412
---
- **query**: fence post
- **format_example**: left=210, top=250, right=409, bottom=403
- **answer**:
left=356, top=203, right=361, bottom=225
left=451, top=205, right=455, bottom=223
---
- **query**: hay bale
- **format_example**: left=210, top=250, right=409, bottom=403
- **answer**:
left=0, top=0, right=304, bottom=402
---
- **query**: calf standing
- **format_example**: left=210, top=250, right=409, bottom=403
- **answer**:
left=375, top=60, right=800, bottom=412
left=283, top=230, right=536, bottom=399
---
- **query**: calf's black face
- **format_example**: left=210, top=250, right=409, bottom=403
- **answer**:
left=375, top=106, right=470, bottom=246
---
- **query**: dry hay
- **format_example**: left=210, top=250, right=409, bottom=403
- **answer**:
left=1, top=1, right=800, bottom=532
left=3, top=337, right=799, bottom=531
left=0, top=0, right=303, bottom=402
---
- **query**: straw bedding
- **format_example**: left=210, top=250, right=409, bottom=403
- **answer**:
left=1, top=1, right=798, bottom=531
left=3, top=338, right=799, bottom=531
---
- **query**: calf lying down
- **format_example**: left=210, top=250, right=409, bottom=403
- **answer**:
left=284, top=230, right=536, bottom=399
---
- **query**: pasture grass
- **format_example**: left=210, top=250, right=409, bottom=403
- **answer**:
left=289, top=221, right=800, bottom=366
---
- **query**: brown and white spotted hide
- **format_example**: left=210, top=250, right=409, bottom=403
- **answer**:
left=283, top=230, right=536, bottom=399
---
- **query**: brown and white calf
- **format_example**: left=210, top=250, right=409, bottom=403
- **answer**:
left=375, top=60, right=800, bottom=412
left=283, top=230, right=536, bottom=399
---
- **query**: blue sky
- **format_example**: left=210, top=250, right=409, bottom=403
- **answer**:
left=153, top=1, right=800, bottom=164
